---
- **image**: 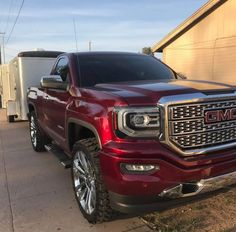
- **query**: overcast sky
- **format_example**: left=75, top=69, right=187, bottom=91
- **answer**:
left=0, top=0, right=207, bottom=62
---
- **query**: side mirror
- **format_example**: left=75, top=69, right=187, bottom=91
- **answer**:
left=40, top=75, right=69, bottom=91
left=177, top=73, right=187, bottom=80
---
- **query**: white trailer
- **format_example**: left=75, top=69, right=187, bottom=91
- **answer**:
left=0, top=51, right=63, bottom=122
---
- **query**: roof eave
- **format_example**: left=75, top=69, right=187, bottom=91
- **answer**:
left=152, top=0, right=227, bottom=53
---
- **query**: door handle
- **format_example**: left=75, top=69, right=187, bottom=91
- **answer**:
left=45, top=95, right=49, bottom=100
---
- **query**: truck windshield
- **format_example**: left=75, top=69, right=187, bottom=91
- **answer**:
left=78, top=54, right=175, bottom=87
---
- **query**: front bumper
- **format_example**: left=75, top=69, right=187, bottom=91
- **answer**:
left=109, top=181, right=236, bottom=214
left=100, top=141, right=236, bottom=213
left=100, top=150, right=236, bottom=196
left=109, top=170, right=236, bottom=214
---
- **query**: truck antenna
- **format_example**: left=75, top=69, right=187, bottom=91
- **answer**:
left=89, top=41, right=92, bottom=51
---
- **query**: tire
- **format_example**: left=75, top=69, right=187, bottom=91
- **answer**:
left=29, top=111, right=48, bottom=152
left=71, top=138, right=113, bottom=223
left=7, top=115, right=14, bottom=123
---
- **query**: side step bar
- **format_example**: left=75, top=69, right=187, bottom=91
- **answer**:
left=45, top=144, right=72, bottom=169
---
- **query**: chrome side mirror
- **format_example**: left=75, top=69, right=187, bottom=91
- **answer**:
left=40, top=75, right=69, bottom=91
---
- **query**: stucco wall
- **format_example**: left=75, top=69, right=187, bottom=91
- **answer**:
left=163, top=0, right=236, bottom=84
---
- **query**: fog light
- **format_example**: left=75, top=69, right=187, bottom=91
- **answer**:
left=121, top=163, right=159, bottom=174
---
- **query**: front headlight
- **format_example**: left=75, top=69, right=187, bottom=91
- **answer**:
left=114, top=107, right=160, bottom=138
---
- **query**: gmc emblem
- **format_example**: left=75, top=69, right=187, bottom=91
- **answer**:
left=205, top=108, right=236, bottom=124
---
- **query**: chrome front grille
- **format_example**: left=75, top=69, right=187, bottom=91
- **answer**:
left=171, top=128, right=236, bottom=148
left=170, top=100, right=236, bottom=120
left=171, top=119, right=236, bottom=135
left=168, top=98, right=236, bottom=152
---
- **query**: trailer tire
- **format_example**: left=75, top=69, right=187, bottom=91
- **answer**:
left=29, top=111, right=47, bottom=152
left=7, top=115, right=15, bottom=123
left=71, top=138, right=114, bottom=223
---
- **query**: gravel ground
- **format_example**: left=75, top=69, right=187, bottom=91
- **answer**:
left=142, top=187, right=236, bottom=232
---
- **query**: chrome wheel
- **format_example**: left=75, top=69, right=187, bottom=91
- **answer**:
left=73, top=151, right=96, bottom=215
left=30, top=115, right=37, bottom=147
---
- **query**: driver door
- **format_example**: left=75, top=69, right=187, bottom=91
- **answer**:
left=43, top=56, right=71, bottom=146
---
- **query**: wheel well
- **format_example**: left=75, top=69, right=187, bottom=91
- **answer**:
left=28, top=104, right=35, bottom=113
left=68, top=123, right=99, bottom=151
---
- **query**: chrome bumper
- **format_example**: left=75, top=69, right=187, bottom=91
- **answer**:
left=159, top=170, right=236, bottom=198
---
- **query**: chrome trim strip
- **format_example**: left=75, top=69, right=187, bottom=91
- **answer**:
left=159, top=170, right=236, bottom=199
left=158, top=92, right=236, bottom=156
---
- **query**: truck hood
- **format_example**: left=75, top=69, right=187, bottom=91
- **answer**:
left=94, top=79, right=236, bottom=105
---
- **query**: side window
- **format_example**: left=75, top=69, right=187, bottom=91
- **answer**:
left=55, top=57, right=70, bottom=83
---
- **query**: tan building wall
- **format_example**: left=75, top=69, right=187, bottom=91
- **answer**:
left=163, top=0, right=236, bottom=84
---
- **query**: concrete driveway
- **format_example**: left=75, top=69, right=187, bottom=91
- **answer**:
left=0, top=110, right=151, bottom=232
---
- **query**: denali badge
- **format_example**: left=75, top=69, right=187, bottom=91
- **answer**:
left=205, top=108, right=236, bottom=124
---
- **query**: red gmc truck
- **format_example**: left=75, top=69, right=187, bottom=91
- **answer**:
left=27, top=52, right=236, bottom=223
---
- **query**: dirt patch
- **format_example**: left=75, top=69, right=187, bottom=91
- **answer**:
left=142, top=188, right=236, bottom=232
